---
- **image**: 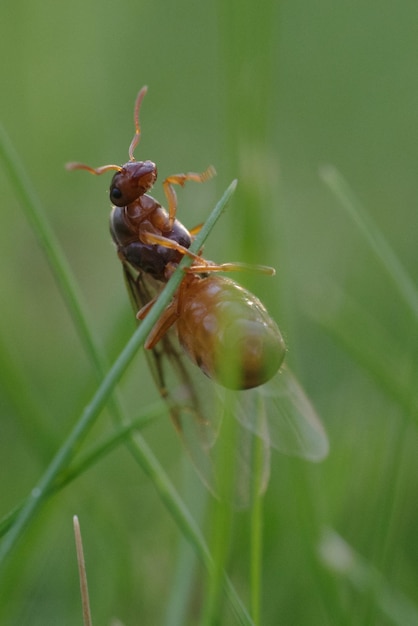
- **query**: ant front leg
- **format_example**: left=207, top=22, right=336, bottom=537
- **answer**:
left=163, top=165, right=216, bottom=229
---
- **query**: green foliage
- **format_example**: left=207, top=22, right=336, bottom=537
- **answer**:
left=1, top=0, right=418, bottom=623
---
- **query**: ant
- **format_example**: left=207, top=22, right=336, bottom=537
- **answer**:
left=67, top=86, right=286, bottom=390
left=66, top=87, right=328, bottom=495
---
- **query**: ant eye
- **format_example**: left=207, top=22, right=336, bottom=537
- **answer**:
left=110, top=187, right=122, bottom=201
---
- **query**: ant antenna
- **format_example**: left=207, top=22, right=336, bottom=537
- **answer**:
left=66, top=162, right=122, bottom=175
left=66, top=85, right=149, bottom=175
left=128, top=85, right=148, bottom=161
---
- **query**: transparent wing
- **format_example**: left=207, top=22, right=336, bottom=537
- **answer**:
left=153, top=355, right=328, bottom=503
left=231, top=364, right=329, bottom=462
left=170, top=363, right=271, bottom=506
left=122, top=262, right=221, bottom=493
left=122, top=261, right=328, bottom=502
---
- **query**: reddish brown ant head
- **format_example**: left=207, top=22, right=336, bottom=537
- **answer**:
left=109, top=160, right=158, bottom=206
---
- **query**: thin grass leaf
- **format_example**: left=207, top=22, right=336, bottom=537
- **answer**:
left=0, top=123, right=106, bottom=375
left=249, top=416, right=265, bottom=626
left=0, top=333, right=56, bottom=463
left=310, top=288, right=418, bottom=421
left=319, top=529, right=418, bottom=626
left=200, top=395, right=238, bottom=625
left=58, top=407, right=161, bottom=482
left=163, top=461, right=205, bottom=626
left=0, top=405, right=162, bottom=538
left=73, top=516, right=93, bottom=626
left=126, top=432, right=254, bottom=626
left=320, top=165, right=418, bottom=321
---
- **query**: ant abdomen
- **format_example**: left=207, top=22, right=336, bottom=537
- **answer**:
left=176, top=275, right=286, bottom=390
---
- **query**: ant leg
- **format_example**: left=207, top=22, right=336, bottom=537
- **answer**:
left=140, top=273, right=194, bottom=349
left=136, top=297, right=157, bottom=320
left=137, top=297, right=179, bottom=349
left=162, top=165, right=216, bottom=229
left=185, top=261, right=276, bottom=276
left=139, top=231, right=206, bottom=264
left=139, top=229, right=275, bottom=277
left=189, top=222, right=203, bottom=236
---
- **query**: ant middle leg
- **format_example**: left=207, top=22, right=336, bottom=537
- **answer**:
left=185, top=261, right=276, bottom=276
left=139, top=230, right=206, bottom=265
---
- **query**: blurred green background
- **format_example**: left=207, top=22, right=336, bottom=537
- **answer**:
left=1, top=0, right=417, bottom=624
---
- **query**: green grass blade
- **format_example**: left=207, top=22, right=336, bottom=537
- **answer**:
left=0, top=405, right=162, bottom=538
left=310, top=289, right=418, bottom=421
left=200, top=396, right=238, bottom=625
left=0, top=123, right=105, bottom=374
left=127, top=433, right=253, bottom=626
left=163, top=461, right=206, bottom=626
left=320, top=165, right=418, bottom=321
left=319, top=529, right=418, bottom=626
left=249, top=432, right=265, bottom=626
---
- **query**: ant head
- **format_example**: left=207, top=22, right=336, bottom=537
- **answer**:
left=109, top=160, right=157, bottom=206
